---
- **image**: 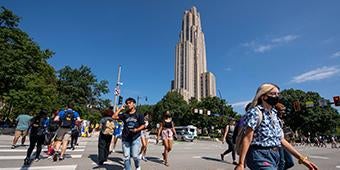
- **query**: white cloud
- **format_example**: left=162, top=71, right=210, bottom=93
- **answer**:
left=331, top=51, right=340, bottom=58
left=254, top=44, right=273, bottom=53
left=224, top=67, right=232, bottom=71
left=272, top=35, right=299, bottom=43
left=291, top=66, right=340, bottom=83
left=243, top=34, right=299, bottom=53
left=231, top=100, right=251, bottom=108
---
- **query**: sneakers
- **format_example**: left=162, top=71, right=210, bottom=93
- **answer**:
left=24, top=158, right=30, bottom=165
left=233, top=161, right=238, bottom=165
left=136, top=167, right=141, bottom=170
left=141, top=156, right=147, bottom=161
left=11, top=145, right=16, bottom=149
left=34, top=158, right=40, bottom=162
left=59, top=156, right=64, bottom=161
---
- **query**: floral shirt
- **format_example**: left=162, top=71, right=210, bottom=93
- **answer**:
left=245, top=105, right=282, bottom=147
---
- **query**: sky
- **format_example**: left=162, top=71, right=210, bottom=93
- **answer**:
left=2, top=1, right=340, bottom=114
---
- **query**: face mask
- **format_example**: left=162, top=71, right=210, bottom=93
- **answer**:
left=265, top=96, right=279, bottom=106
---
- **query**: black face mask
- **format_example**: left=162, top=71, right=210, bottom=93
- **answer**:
left=264, top=96, right=279, bottom=106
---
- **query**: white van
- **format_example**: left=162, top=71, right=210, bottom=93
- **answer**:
left=174, top=125, right=197, bottom=142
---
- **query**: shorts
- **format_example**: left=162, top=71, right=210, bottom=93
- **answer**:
left=14, top=129, right=28, bottom=137
left=55, top=127, right=72, bottom=142
left=141, top=130, right=150, bottom=139
left=161, top=129, right=173, bottom=140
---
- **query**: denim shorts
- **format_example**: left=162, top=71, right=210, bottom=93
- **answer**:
left=246, top=146, right=280, bottom=170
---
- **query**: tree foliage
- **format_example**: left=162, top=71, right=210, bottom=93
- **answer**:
left=0, top=7, right=57, bottom=117
left=280, top=89, right=339, bottom=135
left=0, top=7, right=110, bottom=122
left=152, top=91, right=236, bottom=135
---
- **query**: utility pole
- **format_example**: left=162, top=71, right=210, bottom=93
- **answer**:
left=113, top=65, right=122, bottom=111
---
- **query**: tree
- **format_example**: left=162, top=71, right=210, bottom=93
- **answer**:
left=153, top=91, right=190, bottom=126
left=280, top=89, right=339, bottom=135
left=56, top=65, right=110, bottom=121
left=0, top=7, right=57, bottom=118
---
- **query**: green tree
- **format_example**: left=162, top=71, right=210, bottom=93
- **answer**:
left=56, top=65, right=110, bottom=121
left=280, top=89, right=339, bottom=135
left=0, top=7, right=57, bottom=118
left=153, top=91, right=190, bottom=126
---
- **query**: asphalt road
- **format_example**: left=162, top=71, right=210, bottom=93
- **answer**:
left=0, top=133, right=339, bottom=170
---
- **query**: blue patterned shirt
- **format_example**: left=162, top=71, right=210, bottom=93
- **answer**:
left=245, top=105, right=282, bottom=147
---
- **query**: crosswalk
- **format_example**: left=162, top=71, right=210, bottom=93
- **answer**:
left=0, top=135, right=89, bottom=170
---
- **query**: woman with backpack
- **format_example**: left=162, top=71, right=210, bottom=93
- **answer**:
left=97, top=109, right=115, bottom=165
left=234, top=83, right=318, bottom=170
left=24, top=109, right=49, bottom=165
left=156, top=111, right=177, bottom=166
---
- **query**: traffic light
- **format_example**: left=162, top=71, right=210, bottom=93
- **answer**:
left=118, top=96, right=123, bottom=105
left=293, top=101, right=301, bottom=112
left=333, top=96, right=340, bottom=106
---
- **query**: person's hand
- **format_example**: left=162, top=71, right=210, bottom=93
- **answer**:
left=234, top=164, right=244, bottom=170
left=302, top=159, right=319, bottom=170
left=222, top=139, right=225, bottom=144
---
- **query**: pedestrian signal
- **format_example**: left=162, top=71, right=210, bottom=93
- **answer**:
left=118, top=96, right=123, bottom=105
left=333, top=96, right=340, bottom=106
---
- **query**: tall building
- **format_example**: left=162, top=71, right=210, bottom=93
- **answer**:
left=172, top=6, right=216, bottom=101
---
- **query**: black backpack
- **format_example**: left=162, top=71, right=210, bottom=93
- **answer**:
left=61, top=110, right=74, bottom=128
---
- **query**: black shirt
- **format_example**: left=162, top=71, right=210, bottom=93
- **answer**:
left=119, top=112, right=145, bottom=142
left=30, top=116, right=45, bottom=136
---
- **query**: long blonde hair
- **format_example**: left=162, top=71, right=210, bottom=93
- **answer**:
left=250, top=83, right=280, bottom=108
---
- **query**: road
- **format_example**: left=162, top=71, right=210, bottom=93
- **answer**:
left=0, top=133, right=339, bottom=170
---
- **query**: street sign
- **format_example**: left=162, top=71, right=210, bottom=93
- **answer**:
left=318, top=99, right=328, bottom=107
left=306, top=101, right=314, bottom=108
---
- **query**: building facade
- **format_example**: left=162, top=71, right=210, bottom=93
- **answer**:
left=172, top=7, right=216, bottom=101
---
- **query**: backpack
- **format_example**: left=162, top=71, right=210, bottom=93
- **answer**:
left=61, top=110, right=74, bottom=128
left=235, top=107, right=263, bottom=155
left=102, top=118, right=115, bottom=135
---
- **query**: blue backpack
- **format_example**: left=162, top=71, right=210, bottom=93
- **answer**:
left=61, top=110, right=74, bottom=128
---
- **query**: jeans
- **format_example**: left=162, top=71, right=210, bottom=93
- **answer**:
left=246, top=146, right=280, bottom=170
left=122, top=137, right=141, bottom=170
left=278, top=147, right=294, bottom=170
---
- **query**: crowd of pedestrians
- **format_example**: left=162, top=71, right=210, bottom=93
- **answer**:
left=6, top=82, right=339, bottom=169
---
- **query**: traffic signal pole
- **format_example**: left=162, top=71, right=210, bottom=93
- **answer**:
left=113, top=65, right=122, bottom=111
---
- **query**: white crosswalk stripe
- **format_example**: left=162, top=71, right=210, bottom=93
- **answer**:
left=0, top=164, right=77, bottom=170
left=0, top=134, right=90, bottom=169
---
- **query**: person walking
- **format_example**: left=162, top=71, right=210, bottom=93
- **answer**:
left=139, top=112, right=151, bottom=161
left=112, top=97, right=145, bottom=170
left=53, top=103, right=81, bottom=161
left=97, top=109, right=115, bottom=165
left=156, top=111, right=177, bottom=167
left=110, top=119, right=123, bottom=153
left=12, top=113, right=33, bottom=149
left=235, top=83, right=318, bottom=170
left=24, top=110, right=49, bottom=165
left=220, top=118, right=237, bottom=165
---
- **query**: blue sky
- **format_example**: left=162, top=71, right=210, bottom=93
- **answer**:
left=2, top=1, right=340, bottom=114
